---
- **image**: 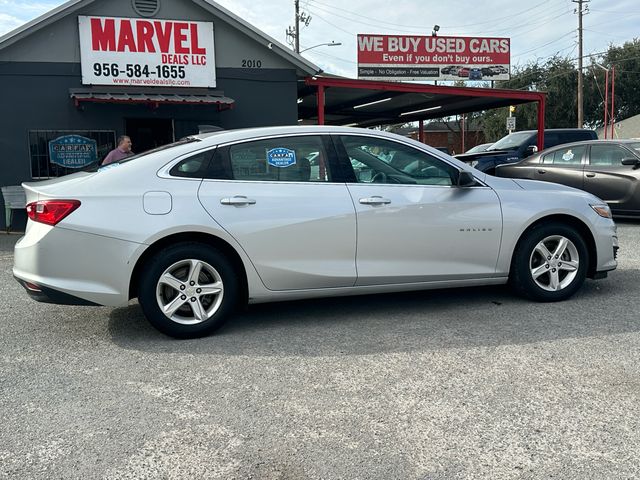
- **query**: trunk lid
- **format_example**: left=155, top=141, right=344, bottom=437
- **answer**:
left=22, top=171, right=97, bottom=203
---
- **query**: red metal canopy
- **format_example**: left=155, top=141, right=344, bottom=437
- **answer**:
left=300, top=76, right=547, bottom=150
left=69, top=87, right=235, bottom=110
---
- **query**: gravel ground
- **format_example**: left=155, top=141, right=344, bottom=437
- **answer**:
left=1, top=223, right=639, bottom=479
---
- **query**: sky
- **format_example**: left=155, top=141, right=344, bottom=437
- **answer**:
left=0, top=0, right=638, bottom=77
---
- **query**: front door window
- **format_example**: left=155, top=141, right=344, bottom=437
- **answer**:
left=339, top=136, right=458, bottom=186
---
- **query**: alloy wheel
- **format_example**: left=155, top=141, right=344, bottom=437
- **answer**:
left=529, top=235, right=580, bottom=292
left=155, top=259, right=224, bottom=325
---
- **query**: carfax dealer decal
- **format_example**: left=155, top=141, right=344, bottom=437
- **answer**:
left=78, top=16, right=216, bottom=87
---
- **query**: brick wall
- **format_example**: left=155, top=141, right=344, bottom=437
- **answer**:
left=408, top=130, right=487, bottom=155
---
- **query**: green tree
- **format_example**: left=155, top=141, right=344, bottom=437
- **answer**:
left=585, top=38, right=640, bottom=127
left=482, top=56, right=583, bottom=141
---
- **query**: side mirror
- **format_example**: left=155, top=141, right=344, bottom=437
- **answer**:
left=524, top=145, right=538, bottom=157
left=457, top=170, right=477, bottom=187
left=621, top=158, right=640, bottom=169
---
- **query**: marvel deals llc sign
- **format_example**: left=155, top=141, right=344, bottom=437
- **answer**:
left=78, top=16, right=216, bottom=88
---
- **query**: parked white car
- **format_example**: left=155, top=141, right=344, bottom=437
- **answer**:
left=14, top=126, right=618, bottom=337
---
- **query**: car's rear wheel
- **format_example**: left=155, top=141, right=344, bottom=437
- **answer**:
left=138, top=243, right=238, bottom=338
left=511, top=222, right=588, bottom=302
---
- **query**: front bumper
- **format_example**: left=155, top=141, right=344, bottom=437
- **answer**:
left=591, top=220, right=618, bottom=277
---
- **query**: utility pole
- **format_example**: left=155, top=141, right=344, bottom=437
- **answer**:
left=573, top=0, right=589, bottom=127
left=286, top=0, right=311, bottom=53
left=294, top=0, right=300, bottom=53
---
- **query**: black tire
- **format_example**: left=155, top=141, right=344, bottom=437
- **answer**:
left=510, top=222, right=589, bottom=302
left=138, top=242, right=239, bottom=338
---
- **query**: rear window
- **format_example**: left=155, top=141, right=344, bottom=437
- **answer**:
left=169, top=149, right=214, bottom=178
left=561, top=131, right=597, bottom=143
left=542, top=145, right=586, bottom=165
left=116, top=138, right=201, bottom=165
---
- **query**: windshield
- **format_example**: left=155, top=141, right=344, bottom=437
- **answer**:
left=487, top=131, right=533, bottom=151
left=627, top=142, right=640, bottom=155
left=466, top=143, right=492, bottom=154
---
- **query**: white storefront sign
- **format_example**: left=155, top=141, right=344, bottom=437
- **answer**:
left=78, top=16, right=216, bottom=88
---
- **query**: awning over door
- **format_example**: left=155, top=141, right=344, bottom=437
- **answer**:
left=69, top=87, right=235, bottom=109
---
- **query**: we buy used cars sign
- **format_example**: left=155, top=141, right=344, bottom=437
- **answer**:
left=357, top=34, right=510, bottom=81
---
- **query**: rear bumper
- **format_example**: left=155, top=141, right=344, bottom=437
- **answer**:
left=13, top=223, right=142, bottom=307
left=14, top=275, right=100, bottom=306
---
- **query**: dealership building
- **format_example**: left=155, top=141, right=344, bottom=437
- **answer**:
left=0, top=0, right=320, bottom=227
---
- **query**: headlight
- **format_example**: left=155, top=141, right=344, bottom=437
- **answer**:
left=590, top=203, right=612, bottom=218
left=471, top=160, right=479, bottom=168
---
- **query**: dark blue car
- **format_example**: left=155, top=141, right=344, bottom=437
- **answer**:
left=455, top=129, right=598, bottom=174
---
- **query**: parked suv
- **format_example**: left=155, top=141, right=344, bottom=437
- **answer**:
left=455, top=128, right=598, bottom=174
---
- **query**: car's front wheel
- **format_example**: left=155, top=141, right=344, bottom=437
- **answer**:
left=510, top=222, right=588, bottom=302
left=138, top=243, right=239, bottom=338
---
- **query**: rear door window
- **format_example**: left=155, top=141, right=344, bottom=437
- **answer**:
left=542, top=145, right=586, bottom=165
left=226, top=136, right=333, bottom=182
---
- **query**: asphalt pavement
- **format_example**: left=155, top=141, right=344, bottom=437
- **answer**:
left=1, top=223, right=639, bottom=479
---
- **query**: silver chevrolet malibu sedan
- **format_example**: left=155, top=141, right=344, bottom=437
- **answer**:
left=13, top=126, right=618, bottom=338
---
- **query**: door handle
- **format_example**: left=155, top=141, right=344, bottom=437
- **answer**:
left=537, top=169, right=546, bottom=174
left=359, top=196, right=391, bottom=205
left=220, top=195, right=256, bottom=206
left=586, top=172, right=596, bottom=178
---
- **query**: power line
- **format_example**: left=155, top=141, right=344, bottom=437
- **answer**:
left=304, top=48, right=357, bottom=64
left=308, top=0, right=567, bottom=37
left=308, top=0, right=428, bottom=31
left=566, top=42, right=579, bottom=62
left=471, top=3, right=573, bottom=37
left=584, top=11, right=640, bottom=29
left=440, top=0, right=555, bottom=29
left=309, top=0, right=554, bottom=30
left=584, top=28, right=633, bottom=40
left=307, top=9, right=356, bottom=37
left=589, top=7, right=640, bottom=14
left=512, top=31, right=575, bottom=59
left=487, top=6, right=573, bottom=37
left=307, top=4, right=431, bottom=34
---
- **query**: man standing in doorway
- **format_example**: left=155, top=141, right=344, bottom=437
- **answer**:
left=102, top=135, right=134, bottom=165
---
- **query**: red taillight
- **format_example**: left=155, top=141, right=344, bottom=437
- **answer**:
left=26, top=200, right=81, bottom=226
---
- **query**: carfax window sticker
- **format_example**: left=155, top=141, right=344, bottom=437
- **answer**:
left=267, top=147, right=297, bottom=168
